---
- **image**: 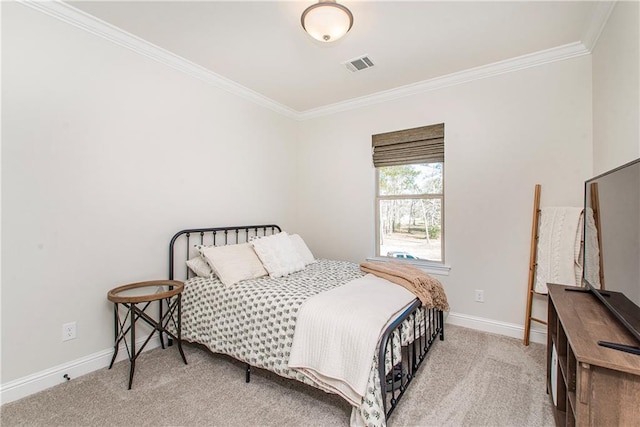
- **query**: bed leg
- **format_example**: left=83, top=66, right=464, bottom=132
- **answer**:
left=245, top=364, right=251, bottom=383
left=439, top=310, right=444, bottom=340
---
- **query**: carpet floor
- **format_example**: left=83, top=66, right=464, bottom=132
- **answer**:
left=1, top=325, right=554, bottom=426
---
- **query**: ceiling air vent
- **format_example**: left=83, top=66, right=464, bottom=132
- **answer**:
left=343, top=55, right=375, bottom=73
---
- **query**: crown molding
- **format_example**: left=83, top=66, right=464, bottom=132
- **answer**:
left=581, top=1, right=617, bottom=52
left=301, top=1, right=614, bottom=120
left=298, top=41, right=590, bottom=120
left=18, top=0, right=299, bottom=120
left=21, top=0, right=608, bottom=122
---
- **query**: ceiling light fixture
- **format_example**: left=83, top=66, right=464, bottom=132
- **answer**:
left=301, top=0, right=353, bottom=43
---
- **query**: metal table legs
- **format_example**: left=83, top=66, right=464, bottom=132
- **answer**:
left=108, top=295, right=187, bottom=389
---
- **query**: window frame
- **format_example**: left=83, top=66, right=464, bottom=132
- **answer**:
left=374, top=162, right=445, bottom=265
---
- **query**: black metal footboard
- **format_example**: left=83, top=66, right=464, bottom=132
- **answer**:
left=168, top=224, right=445, bottom=422
left=378, top=299, right=444, bottom=419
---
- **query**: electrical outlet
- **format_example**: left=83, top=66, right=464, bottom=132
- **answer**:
left=475, top=290, right=485, bottom=303
left=62, top=322, right=77, bottom=341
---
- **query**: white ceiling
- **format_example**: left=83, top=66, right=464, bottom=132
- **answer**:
left=65, top=1, right=603, bottom=115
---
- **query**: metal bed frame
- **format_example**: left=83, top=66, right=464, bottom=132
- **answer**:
left=168, top=224, right=444, bottom=422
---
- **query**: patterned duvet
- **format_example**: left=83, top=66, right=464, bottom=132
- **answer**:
left=179, top=259, right=427, bottom=426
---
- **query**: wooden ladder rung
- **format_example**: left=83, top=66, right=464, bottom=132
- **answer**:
left=530, top=317, right=547, bottom=325
left=524, top=184, right=542, bottom=346
left=524, top=183, right=604, bottom=346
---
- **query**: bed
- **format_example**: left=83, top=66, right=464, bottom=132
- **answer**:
left=168, top=224, right=445, bottom=426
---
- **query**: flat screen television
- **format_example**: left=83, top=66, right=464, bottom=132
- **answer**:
left=583, top=157, right=640, bottom=355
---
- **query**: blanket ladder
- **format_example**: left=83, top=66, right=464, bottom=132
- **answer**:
left=523, top=184, right=545, bottom=346
left=523, top=183, right=605, bottom=345
left=588, top=182, right=606, bottom=289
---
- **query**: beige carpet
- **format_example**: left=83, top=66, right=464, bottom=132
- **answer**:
left=1, top=325, right=553, bottom=426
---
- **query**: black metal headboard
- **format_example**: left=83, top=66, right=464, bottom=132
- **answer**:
left=169, top=225, right=281, bottom=280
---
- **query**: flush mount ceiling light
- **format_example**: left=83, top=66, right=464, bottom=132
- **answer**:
left=301, top=0, right=353, bottom=43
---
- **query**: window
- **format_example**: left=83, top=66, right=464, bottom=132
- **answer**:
left=373, top=124, right=444, bottom=263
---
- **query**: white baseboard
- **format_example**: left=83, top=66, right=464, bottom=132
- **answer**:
left=445, top=311, right=547, bottom=345
left=1, top=313, right=547, bottom=405
left=0, top=335, right=161, bottom=405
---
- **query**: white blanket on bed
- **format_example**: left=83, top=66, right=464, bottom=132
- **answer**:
left=288, top=273, right=415, bottom=406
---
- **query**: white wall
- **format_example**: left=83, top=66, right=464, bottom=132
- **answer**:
left=1, top=3, right=298, bottom=383
left=592, top=1, right=640, bottom=174
left=297, top=56, right=593, bottom=331
left=3, top=0, right=638, bottom=403
left=590, top=0, right=640, bottom=313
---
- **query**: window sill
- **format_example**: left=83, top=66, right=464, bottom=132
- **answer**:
left=366, top=257, right=451, bottom=276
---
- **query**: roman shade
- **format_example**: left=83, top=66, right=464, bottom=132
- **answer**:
left=372, top=123, right=444, bottom=167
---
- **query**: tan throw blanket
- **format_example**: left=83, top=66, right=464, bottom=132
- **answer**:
left=360, top=261, right=449, bottom=311
left=288, top=274, right=416, bottom=406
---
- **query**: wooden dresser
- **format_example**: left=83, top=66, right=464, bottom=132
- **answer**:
left=547, top=284, right=640, bottom=426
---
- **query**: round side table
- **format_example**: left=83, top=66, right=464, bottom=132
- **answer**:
left=107, top=280, right=187, bottom=389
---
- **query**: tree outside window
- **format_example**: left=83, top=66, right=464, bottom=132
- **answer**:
left=377, top=163, right=443, bottom=262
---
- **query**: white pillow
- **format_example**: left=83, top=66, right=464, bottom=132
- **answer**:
left=186, top=256, right=213, bottom=278
left=289, top=234, right=315, bottom=265
left=198, top=243, right=268, bottom=286
left=251, top=232, right=305, bottom=278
